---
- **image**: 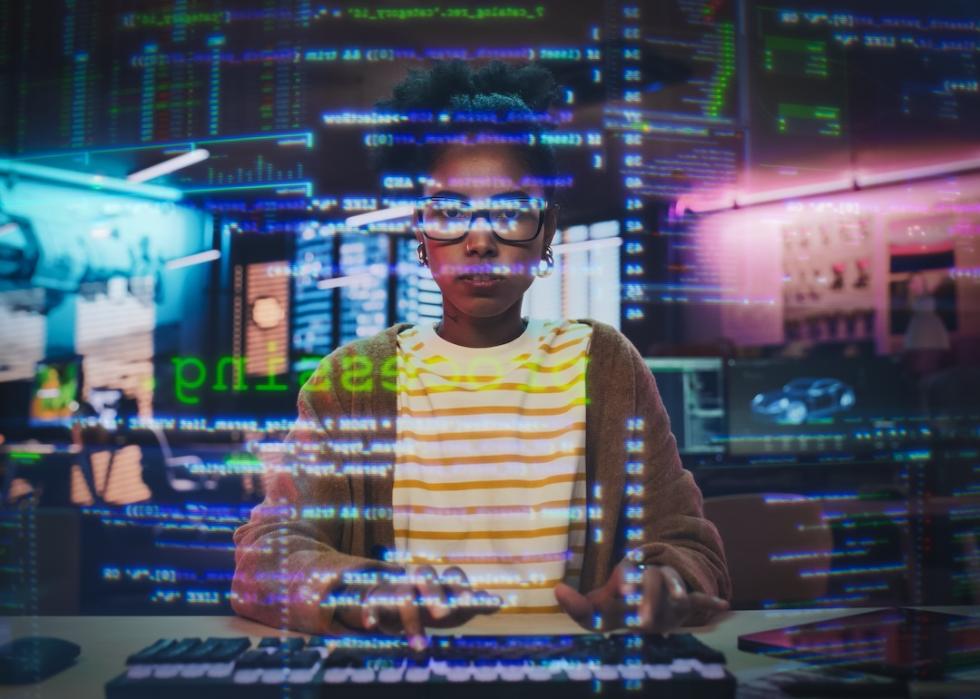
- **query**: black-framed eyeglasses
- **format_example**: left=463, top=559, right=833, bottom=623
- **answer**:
left=415, top=194, right=547, bottom=243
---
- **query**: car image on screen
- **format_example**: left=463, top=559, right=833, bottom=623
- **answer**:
left=751, top=378, right=856, bottom=425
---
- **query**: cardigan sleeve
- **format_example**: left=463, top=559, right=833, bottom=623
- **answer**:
left=230, top=353, right=399, bottom=634
left=626, top=342, right=732, bottom=607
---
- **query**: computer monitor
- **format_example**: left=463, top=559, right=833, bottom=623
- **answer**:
left=645, top=357, right=725, bottom=455
left=88, top=387, right=123, bottom=431
left=29, top=358, right=82, bottom=427
left=726, top=357, right=914, bottom=456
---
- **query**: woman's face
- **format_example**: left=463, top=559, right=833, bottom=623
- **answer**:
left=417, top=144, right=557, bottom=319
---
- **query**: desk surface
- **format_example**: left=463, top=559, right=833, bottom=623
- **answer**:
left=1, top=608, right=978, bottom=699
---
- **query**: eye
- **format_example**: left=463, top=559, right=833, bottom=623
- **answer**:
left=436, top=200, right=466, bottom=218
left=494, top=200, right=527, bottom=220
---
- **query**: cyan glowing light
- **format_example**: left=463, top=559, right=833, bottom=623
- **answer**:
left=127, top=148, right=210, bottom=183
left=0, top=159, right=182, bottom=201
left=165, top=249, right=221, bottom=270
left=345, top=205, right=415, bottom=226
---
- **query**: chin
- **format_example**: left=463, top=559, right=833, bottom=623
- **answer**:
left=455, top=297, right=519, bottom=318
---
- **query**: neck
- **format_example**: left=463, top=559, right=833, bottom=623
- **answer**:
left=436, top=301, right=527, bottom=348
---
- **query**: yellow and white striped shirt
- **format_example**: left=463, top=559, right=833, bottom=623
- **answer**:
left=393, top=318, right=593, bottom=613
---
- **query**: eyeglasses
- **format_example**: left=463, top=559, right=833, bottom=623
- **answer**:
left=416, top=195, right=547, bottom=243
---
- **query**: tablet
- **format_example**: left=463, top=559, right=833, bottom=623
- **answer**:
left=738, top=608, right=980, bottom=680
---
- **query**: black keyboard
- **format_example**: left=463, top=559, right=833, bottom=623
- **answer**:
left=105, top=633, right=735, bottom=698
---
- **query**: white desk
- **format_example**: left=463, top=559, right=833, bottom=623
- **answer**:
left=1, top=608, right=977, bottom=699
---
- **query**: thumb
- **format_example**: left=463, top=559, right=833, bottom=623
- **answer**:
left=554, top=582, right=595, bottom=630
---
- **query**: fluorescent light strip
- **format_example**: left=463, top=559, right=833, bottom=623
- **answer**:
left=0, top=159, right=182, bottom=201
left=316, top=273, right=378, bottom=290
left=734, top=178, right=855, bottom=208
left=552, top=237, right=622, bottom=256
left=127, top=148, right=210, bottom=183
left=690, top=153, right=980, bottom=214
left=345, top=205, right=415, bottom=227
left=165, top=249, right=222, bottom=270
left=855, top=156, right=980, bottom=188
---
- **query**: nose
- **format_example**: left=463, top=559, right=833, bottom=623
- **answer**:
left=464, top=215, right=498, bottom=256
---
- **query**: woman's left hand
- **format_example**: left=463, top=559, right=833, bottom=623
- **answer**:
left=554, top=560, right=729, bottom=633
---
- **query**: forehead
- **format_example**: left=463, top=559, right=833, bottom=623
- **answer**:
left=423, top=144, right=543, bottom=197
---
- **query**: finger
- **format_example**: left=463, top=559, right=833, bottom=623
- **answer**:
left=437, top=566, right=503, bottom=625
left=415, top=565, right=450, bottom=622
left=443, top=584, right=502, bottom=623
left=643, top=566, right=689, bottom=633
left=370, top=581, right=415, bottom=636
left=394, top=584, right=426, bottom=646
left=440, top=565, right=470, bottom=588
left=684, top=592, right=730, bottom=624
left=637, top=566, right=663, bottom=630
left=617, top=560, right=643, bottom=599
left=553, top=581, right=597, bottom=630
left=687, top=592, right=730, bottom=611
left=657, top=566, right=691, bottom=629
left=439, top=566, right=475, bottom=621
left=361, top=585, right=382, bottom=631
left=637, top=566, right=677, bottom=632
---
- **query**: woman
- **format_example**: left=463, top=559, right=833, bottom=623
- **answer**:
left=231, top=61, right=730, bottom=642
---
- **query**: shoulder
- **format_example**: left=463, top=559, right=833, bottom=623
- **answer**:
left=299, top=323, right=413, bottom=397
left=570, top=318, right=643, bottom=363
left=319, top=323, right=414, bottom=363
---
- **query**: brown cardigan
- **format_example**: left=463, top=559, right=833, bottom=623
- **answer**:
left=232, top=318, right=730, bottom=633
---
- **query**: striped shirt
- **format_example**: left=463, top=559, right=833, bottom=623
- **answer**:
left=393, top=317, right=594, bottom=613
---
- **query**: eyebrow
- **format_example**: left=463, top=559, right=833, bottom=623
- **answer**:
left=429, top=190, right=535, bottom=200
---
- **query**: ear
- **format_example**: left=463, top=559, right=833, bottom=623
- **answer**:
left=543, top=203, right=560, bottom=248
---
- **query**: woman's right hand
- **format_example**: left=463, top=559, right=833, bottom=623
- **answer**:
left=334, top=565, right=502, bottom=644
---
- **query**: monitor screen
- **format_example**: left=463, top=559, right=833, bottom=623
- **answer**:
left=727, top=358, right=915, bottom=456
left=29, top=359, right=81, bottom=427
left=88, top=388, right=123, bottom=431
left=645, top=358, right=725, bottom=455
left=739, top=608, right=980, bottom=679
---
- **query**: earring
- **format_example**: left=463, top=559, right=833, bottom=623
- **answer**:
left=417, top=243, right=428, bottom=267
left=534, top=245, right=554, bottom=278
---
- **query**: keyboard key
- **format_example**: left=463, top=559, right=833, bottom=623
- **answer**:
left=209, top=638, right=251, bottom=663
left=179, top=663, right=211, bottom=679
left=699, top=663, right=727, bottom=680
left=323, top=667, right=351, bottom=684
left=378, top=667, right=406, bottom=682
left=127, top=639, right=175, bottom=664
left=232, top=668, right=261, bottom=684
left=350, top=667, right=376, bottom=683
left=288, top=667, right=319, bottom=684
left=206, top=662, right=235, bottom=679
left=499, top=662, right=526, bottom=682
left=153, top=664, right=182, bottom=679
left=126, top=665, right=152, bottom=680
left=288, top=650, right=321, bottom=669
left=260, top=669, right=288, bottom=684
left=472, top=664, right=498, bottom=682
left=235, top=650, right=268, bottom=670
left=619, top=664, right=646, bottom=681
left=154, top=639, right=202, bottom=663
left=527, top=664, right=552, bottom=681
left=405, top=664, right=431, bottom=683
left=593, top=664, right=618, bottom=681
left=646, top=664, right=673, bottom=680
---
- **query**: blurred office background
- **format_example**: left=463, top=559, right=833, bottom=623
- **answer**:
left=0, top=0, right=977, bottom=615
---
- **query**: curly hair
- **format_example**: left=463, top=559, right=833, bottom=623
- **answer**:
left=371, top=60, right=562, bottom=199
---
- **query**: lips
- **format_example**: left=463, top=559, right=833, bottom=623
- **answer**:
left=457, top=273, right=504, bottom=281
